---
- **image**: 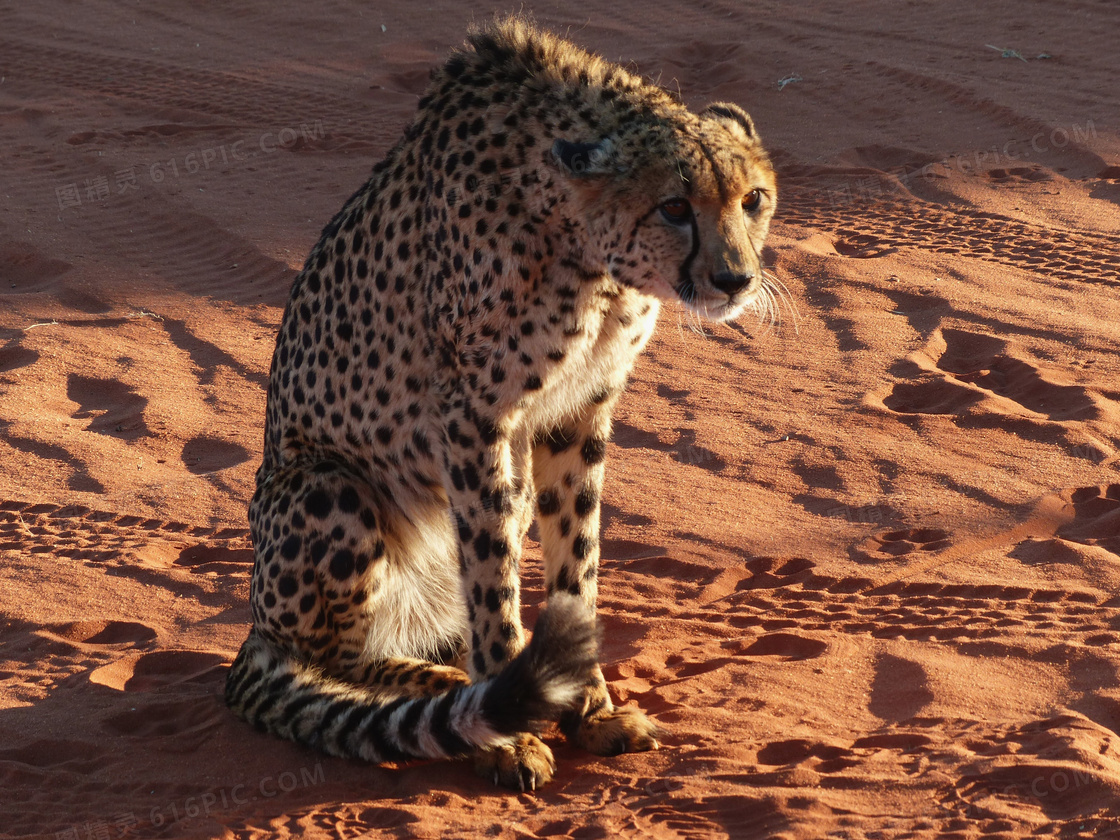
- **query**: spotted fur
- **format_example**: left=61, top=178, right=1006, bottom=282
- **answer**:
left=225, top=17, right=777, bottom=789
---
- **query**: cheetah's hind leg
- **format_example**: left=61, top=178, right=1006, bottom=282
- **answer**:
left=338, top=653, right=472, bottom=701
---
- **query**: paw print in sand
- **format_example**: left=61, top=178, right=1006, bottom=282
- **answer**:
left=856, top=527, right=951, bottom=561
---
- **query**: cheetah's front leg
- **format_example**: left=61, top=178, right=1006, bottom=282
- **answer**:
left=532, top=394, right=662, bottom=756
left=443, top=412, right=564, bottom=789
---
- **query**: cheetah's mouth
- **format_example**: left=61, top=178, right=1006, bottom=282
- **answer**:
left=676, top=278, right=753, bottom=323
left=676, top=272, right=789, bottom=327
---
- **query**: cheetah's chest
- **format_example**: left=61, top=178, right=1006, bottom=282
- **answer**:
left=521, top=289, right=660, bottom=432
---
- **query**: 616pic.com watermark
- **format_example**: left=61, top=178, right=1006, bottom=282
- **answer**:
left=55, top=121, right=327, bottom=212
left=53, top=762, right=326, bottom=839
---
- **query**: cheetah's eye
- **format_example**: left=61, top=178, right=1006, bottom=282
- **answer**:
left=660, top=198, right=693, bottom=224
left=742, top=189, right=763, bottom=214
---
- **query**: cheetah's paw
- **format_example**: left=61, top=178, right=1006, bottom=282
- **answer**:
left=474, top=733, right=555, bottom=791
left=564, top=705, right=663, bottom=756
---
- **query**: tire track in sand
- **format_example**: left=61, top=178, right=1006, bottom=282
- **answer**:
left=780, top=188, right=1120, bottom=288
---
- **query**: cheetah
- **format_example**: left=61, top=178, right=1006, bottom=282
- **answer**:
left=225, top=17, right=778, bottom=790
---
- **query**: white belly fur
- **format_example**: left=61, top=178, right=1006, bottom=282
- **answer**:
left=362, top=500, right=467, bottom=661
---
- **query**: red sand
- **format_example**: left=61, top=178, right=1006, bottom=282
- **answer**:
left=2, top=2, right=1120, bottom=837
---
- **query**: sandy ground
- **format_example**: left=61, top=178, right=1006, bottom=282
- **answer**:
left=2, top=1, right=1120, bottom=837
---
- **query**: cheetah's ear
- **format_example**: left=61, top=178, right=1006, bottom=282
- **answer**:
left=551, top=137, right=616, bottom=177
left=701, top=102, right=757, bottom=141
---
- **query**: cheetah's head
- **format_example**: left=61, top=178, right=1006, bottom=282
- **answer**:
left=552, top=102, right=777, bottom=323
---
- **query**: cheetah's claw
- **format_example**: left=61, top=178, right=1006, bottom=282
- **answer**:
left=474, top=733, right=556, bottom=791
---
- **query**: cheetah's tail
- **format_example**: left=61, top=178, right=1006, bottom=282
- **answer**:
left=224, top=593, right=597, bottom=762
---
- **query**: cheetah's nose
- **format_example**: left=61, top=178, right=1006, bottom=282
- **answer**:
left=710, top=271, right=754, bottom=296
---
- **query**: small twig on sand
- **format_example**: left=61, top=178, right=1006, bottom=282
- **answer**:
left=128, top=309, right=164, bottom=321
left=986, top=44, right=1028, bottom=62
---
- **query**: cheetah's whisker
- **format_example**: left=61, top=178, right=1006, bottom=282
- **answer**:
left=763, top=268, right=800, bottom=335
